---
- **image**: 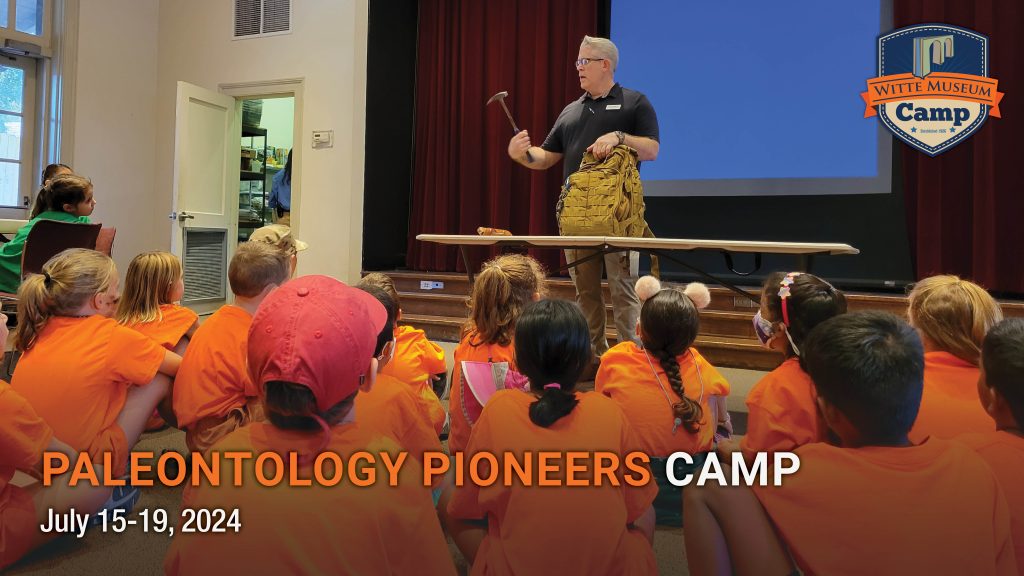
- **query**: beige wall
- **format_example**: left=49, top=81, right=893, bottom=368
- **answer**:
left=154, top=0, right=369, bottom=282
left=73, top=0, right=369, bottom=282
left=73, top=0, right=161, bottom=275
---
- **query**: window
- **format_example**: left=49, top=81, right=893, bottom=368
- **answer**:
left=0, top=0, right=56, bottom=213
left=2, top=0, right=50, bottom=46
left=0, top=56, right=35, bottom=207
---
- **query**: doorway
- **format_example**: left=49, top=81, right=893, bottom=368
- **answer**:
left=170, top=79, right=302, bottom=313
left=238, top=95, right=295, bottom=243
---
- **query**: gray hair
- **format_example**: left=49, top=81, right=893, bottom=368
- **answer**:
left=581, top=35, right=619, bottom=71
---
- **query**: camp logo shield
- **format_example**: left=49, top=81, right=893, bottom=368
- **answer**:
left=862, top=24, right=1003, bottom=156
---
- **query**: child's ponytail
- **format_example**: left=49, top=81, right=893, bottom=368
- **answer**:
left=529, top=386, right=580, bottom=428
left=14, top=248, right=117, bottom=351
left=29, top=174, right=92, bottom=219
left=639, top=283, right=711, bottom=433
left=466, top=254, right=546, bottom=346
left=14, top=274, right=53, bottom=352
left=515, top=299, right=591, bottom=428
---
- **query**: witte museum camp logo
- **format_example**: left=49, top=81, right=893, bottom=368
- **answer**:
left=862, top=24, right=1003, bottom=156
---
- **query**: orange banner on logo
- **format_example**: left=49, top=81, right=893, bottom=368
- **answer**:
left=861, top=72, right=1003, bottom=118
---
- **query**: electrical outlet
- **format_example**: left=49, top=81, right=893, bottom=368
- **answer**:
left=420, top=281, right=433, bottom=290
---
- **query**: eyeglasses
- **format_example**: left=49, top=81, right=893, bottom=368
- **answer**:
left=575, top=58, right=605, bottom=67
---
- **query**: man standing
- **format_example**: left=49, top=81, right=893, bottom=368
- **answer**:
left=507, top=35, right=660, bottom=356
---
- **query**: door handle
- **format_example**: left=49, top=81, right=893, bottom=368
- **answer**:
left=172, top=212, right=196, bottom=223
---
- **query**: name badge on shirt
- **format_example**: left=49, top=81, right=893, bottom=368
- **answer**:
left=606, top=104, right=622, bottom=110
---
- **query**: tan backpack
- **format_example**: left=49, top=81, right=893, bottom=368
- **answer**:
left=556, top=145, right=659, bottom=274
left=557, top=145, right=654, bottom=238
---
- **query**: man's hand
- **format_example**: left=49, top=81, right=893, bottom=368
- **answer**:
left=587, top=132, right=620, bottom=160
left=508, top=130, right=533, bottom=162
left=507, top=130, right=562, bottom=170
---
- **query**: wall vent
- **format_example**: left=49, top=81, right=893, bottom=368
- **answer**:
left=182, top=229, right=227, bottom=304
left=234, top=0, right=290, bottom=39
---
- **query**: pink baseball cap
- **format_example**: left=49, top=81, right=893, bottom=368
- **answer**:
left=248, top=275, right=387, bottom=412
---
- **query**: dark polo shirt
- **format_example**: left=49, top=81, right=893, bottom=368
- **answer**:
left=541, top=83, right=660, bottom=182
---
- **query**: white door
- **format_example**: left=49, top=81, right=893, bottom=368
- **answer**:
left=170, top=81, right=240, bottom=311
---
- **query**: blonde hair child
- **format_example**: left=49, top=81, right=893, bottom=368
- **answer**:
left=117, top=251, right=198, bottom=348
left=0, top=309, right=115, bottom=570
left=11, top=248, right=181, bottom=477
left=116, top=251, right=199, bottom=429
left=907, top=275, right=1003, bottom=441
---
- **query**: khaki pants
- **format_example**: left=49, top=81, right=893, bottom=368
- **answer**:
left=565, top=248, right=641, bottom=357
left=185, top=399, right=265, bottom=455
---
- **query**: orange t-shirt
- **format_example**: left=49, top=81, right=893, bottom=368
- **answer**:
left=164, top=422, right=456, bottom=576
left=125, top=304, right=198, bottom=350
left=383, top=324, right=446, bottom=384
left=960, top=431, right=1024, bottom=574
left=448, top=390, right=658, bottom=576
left=596, top=342, right=729, bottom=456
left=448, top=332, right=515, bottom=454
left=12, top=316, right=165, bottom=474
left=910, top=351, right=994, bottom=442
left=173, top=305, right=255, bottom=429
left=355, top=373, right=443, bottom=464
left=754, top=439, right=1017, bottom=575
left=741, top=357, right=823, bottom=456
left=0, top=381, right=53, bottom=570
left=381, top=324, right=447, bottom=434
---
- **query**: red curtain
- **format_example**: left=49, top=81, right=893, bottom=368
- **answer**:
left=407, top=0, right=597, bottom=273
left=895, top=0, right=1024, bottom=294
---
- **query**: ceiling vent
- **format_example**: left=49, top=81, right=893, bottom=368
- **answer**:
left=234, top=0, right=290, bottom=39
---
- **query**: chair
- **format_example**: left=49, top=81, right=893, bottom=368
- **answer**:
left=95, top=227, right=117, bottom=257
left=0, top=220, right=102, bottom=314
left=21, top=220, right=102, bottom=276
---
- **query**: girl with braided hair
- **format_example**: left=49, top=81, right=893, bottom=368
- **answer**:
left=597, top=282, right=730, bottom=457
left=596, top=282, right=728, bottom=527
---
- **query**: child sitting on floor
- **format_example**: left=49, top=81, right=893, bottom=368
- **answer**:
left=959, top=318, right=1024, bottom=569
left=354, top=284, right=444, bottom=465
left=449, top=299, right=658, bottom=575
left=727, top=271, right=847, bottom=457
left=684, top=312, right=1016, bottom=576
left=172, top=242, right=289, bottom=454
left=597, top=283, right=730, bottom=525
left=165, top=276, right=456, bottom=575
left=116, top=250, right=198, bottom=429
left=358, top=272, right=447, bottom=435
left=11, top=248, right=181, bottom=478
left=0, top=309, right=113, bottom=570
left=448, top=253, right=546, bottom=453
left=907, top=274, right=1003, bottom=441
